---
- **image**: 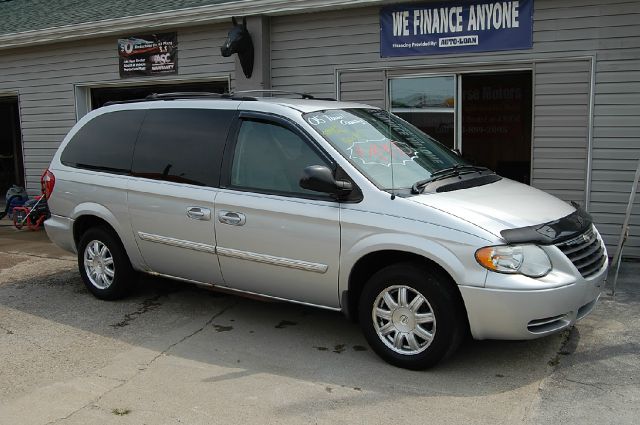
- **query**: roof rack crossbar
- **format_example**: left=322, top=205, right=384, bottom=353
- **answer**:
left=103, top=98, right=152, bottom=106
left=232, top=89, right=317, bottom=99
left=145, top=92, right=230, bottom=100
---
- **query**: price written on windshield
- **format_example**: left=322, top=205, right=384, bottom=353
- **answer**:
left=348, top=139, right=418, bottom=167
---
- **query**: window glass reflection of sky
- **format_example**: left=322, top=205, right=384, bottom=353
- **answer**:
left=390, top=77, right=455, bottom=109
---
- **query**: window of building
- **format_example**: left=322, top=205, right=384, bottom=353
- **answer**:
left=390, top=76, right=456, bottom=149
left=389, top=71, right=532, bottom=184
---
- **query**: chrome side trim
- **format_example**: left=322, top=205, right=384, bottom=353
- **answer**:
left=143, top=271, right=341, bottom=312
left=137, top=231, right=217, bottom=254
left=217, top=246, right=328, bottom=274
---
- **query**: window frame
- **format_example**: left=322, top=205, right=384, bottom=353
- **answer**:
left=220, top=111, right=341, bottom=201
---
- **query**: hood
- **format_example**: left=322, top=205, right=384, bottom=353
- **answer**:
left=409, top=178, right=576, bottom=239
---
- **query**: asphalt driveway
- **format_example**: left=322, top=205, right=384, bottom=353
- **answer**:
left=0, top=225, right=638, bottom=424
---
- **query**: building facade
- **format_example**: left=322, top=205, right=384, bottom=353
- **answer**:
left=0, top=0, right=638, bottom=256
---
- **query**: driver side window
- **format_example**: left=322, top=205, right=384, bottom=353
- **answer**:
left=231, top=120, right=331, bottom=197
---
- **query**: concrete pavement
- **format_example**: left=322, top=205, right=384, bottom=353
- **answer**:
left=0, top=225, right=638, bottom=424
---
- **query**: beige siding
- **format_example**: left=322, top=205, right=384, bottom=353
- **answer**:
left=339, top=70, right=385, bottom=108
left=272, top=0, right=640, bottom=256
left=0, top=24, right=234, bottom=194
left=531, top=59, right=590, bottom=204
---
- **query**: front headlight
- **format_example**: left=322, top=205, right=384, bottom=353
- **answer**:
left=475, top=245, right=552, bottom=278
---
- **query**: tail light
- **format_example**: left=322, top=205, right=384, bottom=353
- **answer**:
left=41, top=169, right=56, bottom=199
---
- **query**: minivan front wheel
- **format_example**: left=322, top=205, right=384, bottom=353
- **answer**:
left=358, top=263, right=464, bottom=370
left=78, top=227, right=134, bottom=300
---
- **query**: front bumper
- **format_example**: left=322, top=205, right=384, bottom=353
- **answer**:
left=459, top=265, right=606, bottom=340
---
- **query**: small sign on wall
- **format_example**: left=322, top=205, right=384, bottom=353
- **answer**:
left=117, top=33, right=178, bottom=77
left=380, top=0, right=533, bottom=57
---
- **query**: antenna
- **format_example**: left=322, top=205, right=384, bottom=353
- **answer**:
left=388, top=109, right=396, bottom=200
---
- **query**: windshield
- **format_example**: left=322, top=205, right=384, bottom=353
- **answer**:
left=304, top=108, right=465, bottom=190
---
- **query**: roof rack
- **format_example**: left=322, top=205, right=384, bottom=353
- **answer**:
left=103, top=98, right=150, bottom=106
left=145, top=92, right=229, bottom=100
left=103, top=91, right=249, bottom=106
left=233, top=90, right=313, bottom=99
left=233, top=89, right=337, bottom=101
left=101, top=90, right=337, bottom=107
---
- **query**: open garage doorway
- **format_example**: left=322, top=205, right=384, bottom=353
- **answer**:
left=0, top=96, right=24, bottom=196
left=90, top=80, right=229, bottom=109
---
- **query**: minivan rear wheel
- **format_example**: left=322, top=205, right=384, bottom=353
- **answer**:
left=78, top=227, right=134, bottom=300
left=358, top=263, right=464, bottom=370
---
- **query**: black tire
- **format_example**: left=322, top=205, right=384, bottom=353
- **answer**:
left=358, top=262, right=465, bottom=370
left=77, top=226, right=135, bottom=300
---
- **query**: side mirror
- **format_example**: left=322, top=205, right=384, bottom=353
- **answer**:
left=300, top=165, right=352, bottom=195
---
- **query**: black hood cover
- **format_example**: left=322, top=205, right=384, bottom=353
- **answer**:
left=500, top=205, right=592, bottom=245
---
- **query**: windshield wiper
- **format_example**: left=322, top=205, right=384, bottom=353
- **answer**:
left=411, top=164, right=491, bottom=194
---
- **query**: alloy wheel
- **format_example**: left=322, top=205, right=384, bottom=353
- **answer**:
left=83, top=240, right=115, bottom=289
left=372, top=285, right=436, bottom=355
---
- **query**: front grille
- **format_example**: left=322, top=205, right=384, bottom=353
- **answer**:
left=556, top=226, right=607, bottom=278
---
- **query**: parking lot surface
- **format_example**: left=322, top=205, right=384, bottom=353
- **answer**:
left=0, top=226, right=638, bottom=424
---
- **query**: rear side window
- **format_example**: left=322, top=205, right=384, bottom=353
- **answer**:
left=61, top=110, right=145, bottom=173
left=132, top=108, right=234, bottom=187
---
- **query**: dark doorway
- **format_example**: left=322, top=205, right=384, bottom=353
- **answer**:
left=461, top=71, right=533, bottom=184
left=0, top=97, right=24, bottom=196
left=90, top=81, right=228, bottom=109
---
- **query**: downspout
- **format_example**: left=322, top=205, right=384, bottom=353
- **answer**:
left=585, top=54, right=596, bottom=212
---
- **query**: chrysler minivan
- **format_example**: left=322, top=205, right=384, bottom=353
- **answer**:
left=44, top=93, right=607, bottom=369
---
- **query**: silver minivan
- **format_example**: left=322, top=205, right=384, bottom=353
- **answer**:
left=44, top=93, right=607, bottom=369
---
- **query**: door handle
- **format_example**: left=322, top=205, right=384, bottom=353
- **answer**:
left=186, top=207, right=211, bottom=221
left=218, top=211, right=246, bottom=226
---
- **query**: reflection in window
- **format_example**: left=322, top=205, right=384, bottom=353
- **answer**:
left=231, top=120, right=329, bottom=196
left=393, top=112, right=455, bottom=148
left=61, top=110, right=146, bottom=173
left=305, top=108, right=462, bottom=190
left=390, top=76, right=456, bottom=148
left=132, top=109, right=233, bottom=186
left=390, top=76, right=455, bottom=109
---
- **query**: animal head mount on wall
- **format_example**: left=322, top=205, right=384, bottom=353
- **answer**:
left=221, top=16, right=254, bottom=79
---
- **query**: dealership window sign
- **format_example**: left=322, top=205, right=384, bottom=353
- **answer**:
left=118, top=33, right=178, bottom=77
left=380, top=0, right=533, bottom=57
